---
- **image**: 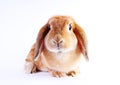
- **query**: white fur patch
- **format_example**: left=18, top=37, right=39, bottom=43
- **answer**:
left=24, top=62, right=34, bottom=74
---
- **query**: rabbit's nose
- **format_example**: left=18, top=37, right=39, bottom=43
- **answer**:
left=58, top=40, right=63, bottom=44
left=52, top=39, right=63, bottom=47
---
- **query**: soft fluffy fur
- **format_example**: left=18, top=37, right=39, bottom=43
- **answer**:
left=25, top=15, right=88, bottom=77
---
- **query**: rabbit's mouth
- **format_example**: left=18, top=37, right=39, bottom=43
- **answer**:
left=45, top=44, right=64, bottom=53
left=52, top=46, right=64, bottom=53
left=46, top=45, right=76, bottom=53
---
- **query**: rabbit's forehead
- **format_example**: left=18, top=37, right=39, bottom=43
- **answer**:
left=48, top=17, right=73, bottom=27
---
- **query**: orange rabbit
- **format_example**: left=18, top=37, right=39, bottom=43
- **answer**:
left=25, top=15, right=88, bottom=77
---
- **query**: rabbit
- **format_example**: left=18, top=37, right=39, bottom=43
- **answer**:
left=24, top=15, right=88, bottom=77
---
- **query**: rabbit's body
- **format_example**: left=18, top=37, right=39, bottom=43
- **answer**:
left=37, top=46, right=81, bottom=72
left=25, top=16, right=88, bottom=77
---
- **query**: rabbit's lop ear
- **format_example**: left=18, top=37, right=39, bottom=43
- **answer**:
left=74, top=23, right=89, bottom=61
left=34, top=23, right=50, bottom=59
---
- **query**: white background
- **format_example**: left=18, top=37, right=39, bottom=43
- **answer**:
left=0, top=0, right=120, bottom=85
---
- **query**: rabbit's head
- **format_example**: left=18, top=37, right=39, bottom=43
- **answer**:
left=44, top=16, right=77, bottom=53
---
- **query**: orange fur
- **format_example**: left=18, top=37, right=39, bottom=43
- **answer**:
left=25, top=15, right=88, bottom=77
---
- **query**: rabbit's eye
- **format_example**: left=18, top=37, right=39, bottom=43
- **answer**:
left=68, top=24, right=72, bottom=30
left=48, top=25, right=52, bottom=30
